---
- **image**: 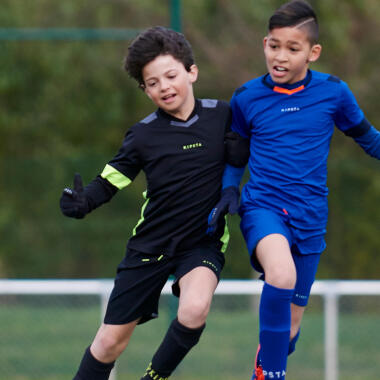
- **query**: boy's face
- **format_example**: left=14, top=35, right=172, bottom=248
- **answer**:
left=263, top=26, right=321, bottom=85
left=142, top=54, right=198, bottom=120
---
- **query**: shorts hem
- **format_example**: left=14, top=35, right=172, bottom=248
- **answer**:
left=104, top=312, right=158, bottom=326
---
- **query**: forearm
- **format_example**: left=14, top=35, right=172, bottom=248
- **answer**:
left=354, top=125, right=380, bottom=159
left=207, top=164, right=242, bottom=234
left=222, top=164, right=245, bottom=189
left=85, top=176, right=118, bottom=212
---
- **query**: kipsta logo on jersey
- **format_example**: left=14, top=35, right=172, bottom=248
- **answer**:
left=263, top=369, right=286, bottom=378
left=281, top=106, right=301, bottom=113
left=183, top=142, right=203, bottom=150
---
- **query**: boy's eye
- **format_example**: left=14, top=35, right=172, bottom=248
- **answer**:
left=147, top=81, right=157, bottom=87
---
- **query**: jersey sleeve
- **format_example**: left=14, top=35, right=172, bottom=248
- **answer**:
left=353, top=125, right=380, bottom=159
left=230, top=88, right=251, bottom=138
left=100, top=128, right=142, bottom=190
left=334, top=81, right=380, bottom=159
left=334, top=81, right=367, bottom=135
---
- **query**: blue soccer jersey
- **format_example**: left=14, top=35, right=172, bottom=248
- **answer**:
left=231, top=69, right=376, bottom=232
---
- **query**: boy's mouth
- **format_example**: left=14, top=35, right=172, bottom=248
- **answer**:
left=271, top=66, right=289, bottom=79
left=274, top=66, right=288, bottom=73
left=162, top=94, right=176, bottom=102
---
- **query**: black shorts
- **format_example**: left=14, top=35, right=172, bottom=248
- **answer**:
left=103, top=244, right=225, bottom=325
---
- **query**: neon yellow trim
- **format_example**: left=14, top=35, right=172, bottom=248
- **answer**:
left=157, top=255, right=164, bottom=261
left=220, top=216, right=230, bottom=253
left=142, top=258, right=150, bottom=262
left=132, top=190, right=149, bottom=236
left=100, top=164, right=132, bottom=190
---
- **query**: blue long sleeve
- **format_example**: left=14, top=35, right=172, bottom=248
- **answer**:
left=354, top=125, right=380, bottom=159
left=222, top=164, right=245, bottom=190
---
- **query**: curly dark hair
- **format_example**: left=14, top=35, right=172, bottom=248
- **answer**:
left=124, top=26, right=195, bottom=87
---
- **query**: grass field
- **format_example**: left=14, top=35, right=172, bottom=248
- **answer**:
left=0, top=294, right=379, bottom=380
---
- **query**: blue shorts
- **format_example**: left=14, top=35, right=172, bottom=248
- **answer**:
left=240, top=207, right=325, bottom=306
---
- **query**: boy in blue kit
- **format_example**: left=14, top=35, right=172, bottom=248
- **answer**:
left=208, top=1, right=380, bottom=379
left=60, top=26, right=231, bottom=380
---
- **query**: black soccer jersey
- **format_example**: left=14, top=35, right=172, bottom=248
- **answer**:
left=100, top=99, right=231, bottom=256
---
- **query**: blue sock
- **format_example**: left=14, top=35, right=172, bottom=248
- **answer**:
left=288, top=329, right=300, bottom=355
left=259, top=282, right=294, bottom=380
left=255, top=328, right=300, bottom=368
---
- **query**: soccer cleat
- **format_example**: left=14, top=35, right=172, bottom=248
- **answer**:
left=251, top=344, right=265, bottom=380
left=253, top=365, right=265, bottom=380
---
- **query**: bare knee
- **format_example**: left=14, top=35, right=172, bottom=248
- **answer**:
left=265, top=263, right=296, bottom=289
left=178, top=298, right=210, bottom=328
left=256, top=234, right=296, bottom=289
left=91, top=323, right=136, bottom=362
left=92, top=331, right=124, bottom=362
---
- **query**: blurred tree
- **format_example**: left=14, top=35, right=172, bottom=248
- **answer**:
left=0, top=0, right=379, bottom=279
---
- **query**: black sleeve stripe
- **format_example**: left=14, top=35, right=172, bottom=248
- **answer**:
left=235, top=86, right=248, bottom=96
left=328, top=75, right=341, bottom=83
left=344, top=118, right=371, bottom=138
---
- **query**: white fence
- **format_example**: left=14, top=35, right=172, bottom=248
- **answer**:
left=0, top=279, right=379, bottom=380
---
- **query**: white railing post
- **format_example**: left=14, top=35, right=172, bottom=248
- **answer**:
left=1, top=279, right=380, bottom=380
left=324, top=287, right=339, bottom=380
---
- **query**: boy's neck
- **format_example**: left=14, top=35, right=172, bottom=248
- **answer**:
left=159, top=98, right=198, bottom=122
left=263, top=70, right=312, bottom=90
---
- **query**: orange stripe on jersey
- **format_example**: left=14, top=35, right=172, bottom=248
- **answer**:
left=273, top=85, right=305, bottom=95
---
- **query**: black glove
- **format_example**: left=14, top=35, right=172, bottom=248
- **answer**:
left=206, top=186, right=240, bottom=235
left=60, top=173, right=90, bottom=219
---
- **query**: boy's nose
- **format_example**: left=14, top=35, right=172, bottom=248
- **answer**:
left=275, top=49, right=288, bottom=62
left=160, top=78, right=170, bottom=91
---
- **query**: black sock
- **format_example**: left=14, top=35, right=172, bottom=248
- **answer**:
left=141, top=318, right=205, bottom=379
left=73, top=346, right=115, bottom=380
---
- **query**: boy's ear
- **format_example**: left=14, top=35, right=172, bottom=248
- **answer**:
left=144, top=87, right=152, bottom=99
left=189, top=64, right=199, bottom=83
left=308, top=44, right=322, bottom=63
left=263, top=36, right=268, bottom=49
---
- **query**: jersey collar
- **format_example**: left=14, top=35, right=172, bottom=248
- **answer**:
left=157, top=99, right=201, bottom=127
left=262, top=70, right=312, bottom=95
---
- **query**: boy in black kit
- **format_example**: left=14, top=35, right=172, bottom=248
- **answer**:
left=60, top=26, right=233, bottom=380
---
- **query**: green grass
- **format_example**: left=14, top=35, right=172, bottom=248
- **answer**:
left=0, top=295, right=379, bottom=380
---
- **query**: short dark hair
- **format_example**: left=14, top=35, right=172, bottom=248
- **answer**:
left=268, top=0, right=319, bottom=45
left=125, top=26, right=195, bottom=87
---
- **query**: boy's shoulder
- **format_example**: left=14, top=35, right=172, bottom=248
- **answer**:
left=231, top=75, right=267, bottom=105
left=234, top=75, right=265, bottom=94
left=310, top=70, right=342, bottom=85
left=199, top=98, right=229, bottom=110
left=197, top=99, right=230, bottom=115
left=138, top=111, right=159, bottom=126
left=309, top=70, right=354, bottom=98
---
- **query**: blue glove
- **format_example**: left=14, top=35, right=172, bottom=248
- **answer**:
left=60, top=173, right=90, bottom=219
left=207, top=186, right=240, bottom=235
